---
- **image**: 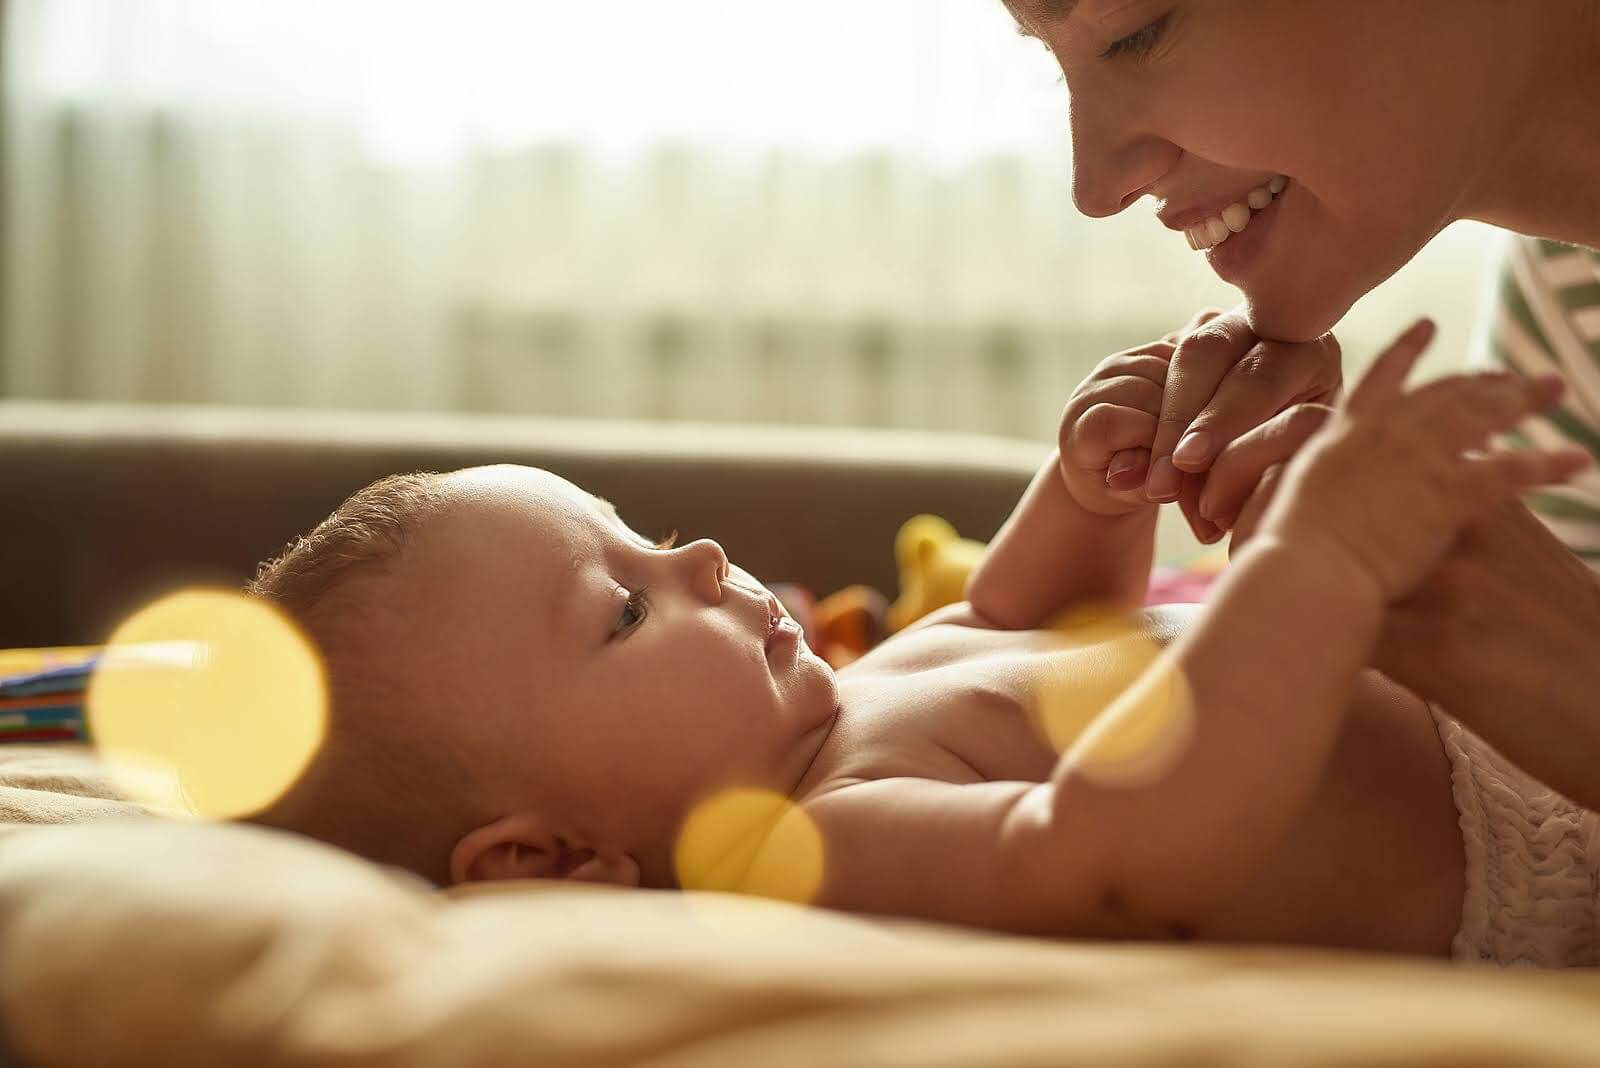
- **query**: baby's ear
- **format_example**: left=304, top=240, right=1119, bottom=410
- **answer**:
left=449, top=813, right=640, bottom=888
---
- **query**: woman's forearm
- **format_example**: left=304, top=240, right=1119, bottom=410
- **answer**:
left=1377, top=505, right=1600, bottom=810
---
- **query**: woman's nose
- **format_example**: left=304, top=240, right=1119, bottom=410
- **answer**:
left=1066, top=90, right=1179, bottom=218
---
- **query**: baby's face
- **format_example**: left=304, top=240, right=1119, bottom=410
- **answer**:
left=392, top=465, right=838, bottom=845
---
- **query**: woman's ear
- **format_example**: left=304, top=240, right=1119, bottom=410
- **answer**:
left=449, top=813, right=641, bottom=888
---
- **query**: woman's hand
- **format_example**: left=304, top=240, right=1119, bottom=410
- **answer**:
left=1120, top=305, right=1343, bottom=543
left=1374, top=502, right=1600, bottom=813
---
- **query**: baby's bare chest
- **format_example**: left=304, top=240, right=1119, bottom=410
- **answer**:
left=818, top=607, right=1182, bottom=786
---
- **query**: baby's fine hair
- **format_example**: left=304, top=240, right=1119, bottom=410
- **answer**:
left=245, top=471, right=485, bottom=884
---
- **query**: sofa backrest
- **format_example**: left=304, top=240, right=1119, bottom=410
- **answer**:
left=0, top=402, right=1041, bottom=647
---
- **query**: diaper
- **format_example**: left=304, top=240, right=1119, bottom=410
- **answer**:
left=1430, top=705, right=1600, bottom=968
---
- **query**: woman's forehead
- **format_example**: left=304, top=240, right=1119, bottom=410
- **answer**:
left=1010, top=0, right=1151, bottom=37
left=1007, top=0, right=1078, bottom=30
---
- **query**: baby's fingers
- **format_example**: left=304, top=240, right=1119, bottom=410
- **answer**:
left=1467, top=447, right=1592, bottom=501
left=1066, top=404, right=1159, bottom=469
left=1107, top=447, right=1151, bottom=491
left=1421, top=372, right=1567, bottom=452
left=1346, top=319, right=1436, bottom=415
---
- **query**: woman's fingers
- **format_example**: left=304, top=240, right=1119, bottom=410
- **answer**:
left=1197, top=403, right=1336, bottom=528
left=1169, top=334, right=1342, bottom=476
left=1145, top=309, right=1258, bottom=502
left=1346, top=318, right=1436, bottom=414
left=1177, top=472, right=1224, bottom=544
left=1112, top=312, right=1225, bottom=490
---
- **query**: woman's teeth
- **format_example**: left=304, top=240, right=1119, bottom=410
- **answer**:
left=1184, top=175, right=1288, bottom=251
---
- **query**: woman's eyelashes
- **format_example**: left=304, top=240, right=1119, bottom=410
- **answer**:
left=1101, top=11, right=1172, bottom=60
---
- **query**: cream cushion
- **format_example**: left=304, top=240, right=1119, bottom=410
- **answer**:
left=4, top=814, right=1600, bottom=1067
left=5, top=748, right=1600, bottom=1066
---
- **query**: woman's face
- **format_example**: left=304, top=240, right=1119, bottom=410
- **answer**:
left=1007, top=0, right=1537, bottom=340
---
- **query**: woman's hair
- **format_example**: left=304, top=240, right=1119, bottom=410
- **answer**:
left=243, top=471, right=487, bottom=884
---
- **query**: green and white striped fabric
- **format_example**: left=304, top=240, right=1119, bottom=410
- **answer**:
left=1478, top=235, right=1600, bottom=564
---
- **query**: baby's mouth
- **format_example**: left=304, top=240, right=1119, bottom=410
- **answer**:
left=1182, top=175, right=1289, bottom=252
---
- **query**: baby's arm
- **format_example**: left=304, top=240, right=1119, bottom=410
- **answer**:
left=803, top=777, right=1173, bottom=939
left=964, top=448, right=1158, bottom=628
left=965, top=341, right=1171, bottom=627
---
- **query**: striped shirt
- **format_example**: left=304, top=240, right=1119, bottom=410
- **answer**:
left=1477, top=235, right=1600, bottom=564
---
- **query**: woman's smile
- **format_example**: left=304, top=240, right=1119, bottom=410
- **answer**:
left=1156, top=173, right=1292, bottom=287
left=1201, top=177, right=1290, bottom=286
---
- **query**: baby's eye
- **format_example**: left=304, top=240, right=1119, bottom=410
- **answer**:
left=615, top=588, right=650, bottom=634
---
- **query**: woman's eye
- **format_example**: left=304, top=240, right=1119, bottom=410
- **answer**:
left=615, top=588, right=649, bottom=634
left=1102, top=12, right=1171, bottom=60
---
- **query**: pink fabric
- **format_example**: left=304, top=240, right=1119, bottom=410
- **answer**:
left=1145, top=564, right=1224, bottom=606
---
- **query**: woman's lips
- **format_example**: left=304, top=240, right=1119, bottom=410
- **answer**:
left=1177, top=175, right=1289, bottom=251
left=1202, top=181, right=1287, bottom=285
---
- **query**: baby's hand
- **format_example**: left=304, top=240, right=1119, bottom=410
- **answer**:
left=1255, top=320, right=1590, bottom=603
left=1090, top=307, right=1343, bottom=540
left=1056, top=334, right=1177, bottom=517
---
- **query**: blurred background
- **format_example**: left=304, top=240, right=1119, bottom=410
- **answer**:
left=0, top=0, right=1502, bottom=559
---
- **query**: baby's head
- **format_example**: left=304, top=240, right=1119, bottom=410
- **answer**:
left=248, top=465, right=839, bottom=888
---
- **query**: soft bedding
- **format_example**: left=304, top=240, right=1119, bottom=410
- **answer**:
left=2, top=746, right=1600, bottom=1067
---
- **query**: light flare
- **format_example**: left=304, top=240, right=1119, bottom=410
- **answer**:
left=1030, top=606, right=1194, bottom=785
left=675, top=787, right=824, bottom=906
left=87, top=588, right=327, bottom=819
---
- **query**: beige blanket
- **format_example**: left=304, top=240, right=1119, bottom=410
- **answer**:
left=2, top=746, right=1599, bottom=1067
left=0, top=746, right=151, bottom=833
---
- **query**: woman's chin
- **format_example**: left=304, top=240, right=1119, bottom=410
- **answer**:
left=1239, top=284, right=1357, bottom=344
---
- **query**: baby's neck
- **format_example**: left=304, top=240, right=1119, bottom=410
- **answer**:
left=785, top=703, right=844, bottom=801
left=636, top=705, right=842, bottom=889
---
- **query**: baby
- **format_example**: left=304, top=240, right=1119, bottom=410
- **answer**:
left=249, top=318, right=1600, bottom=967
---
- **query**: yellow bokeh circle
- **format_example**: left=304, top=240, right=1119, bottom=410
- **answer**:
left=87, top=587, right=327, bottom=820
left=1030, top=608, right=1165, bottom=754
left=675, top=787, right=824, bottom=906
left=1064, top=657, right=1195, bottom=786
left=1032, top=607, right=1195, bottom=786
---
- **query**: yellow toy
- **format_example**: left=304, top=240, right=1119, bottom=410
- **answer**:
left=887, top=514, right=987, bottom=633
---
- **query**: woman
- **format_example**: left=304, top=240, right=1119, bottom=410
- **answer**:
left=1004, top=0, right=1600, bottom=812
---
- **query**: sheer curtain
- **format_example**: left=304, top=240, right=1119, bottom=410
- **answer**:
left=1, top=0, right=1494, bottom=435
